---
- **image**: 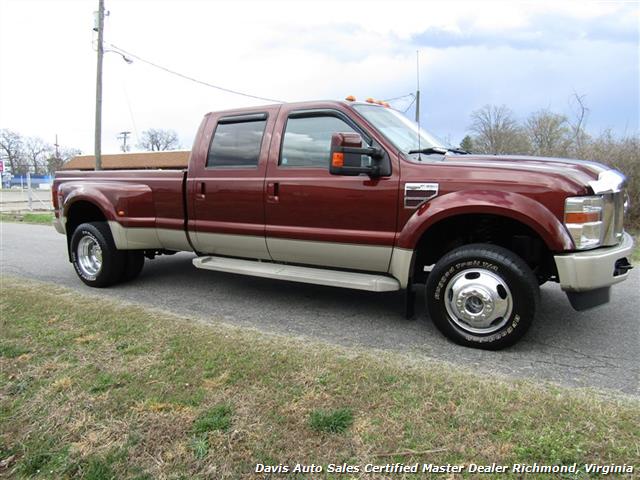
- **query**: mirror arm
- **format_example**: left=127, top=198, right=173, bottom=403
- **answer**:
left=340, top=146, right=383, bottom=158
left=334, top=165, right=380, bottom=176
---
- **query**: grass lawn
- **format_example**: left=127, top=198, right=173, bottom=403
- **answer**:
left=1, top=278, right=638, bottom=479
left=0, top=212, right=55, bottom=225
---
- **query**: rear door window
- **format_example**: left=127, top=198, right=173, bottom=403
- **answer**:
left=207, top=119, right=267, bottom=168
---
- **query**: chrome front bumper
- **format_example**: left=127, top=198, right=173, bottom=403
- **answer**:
left=554, top=232, right=634, bottom=293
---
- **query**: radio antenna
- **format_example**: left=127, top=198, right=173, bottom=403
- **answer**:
left=415, top=50, right=422, bottom=160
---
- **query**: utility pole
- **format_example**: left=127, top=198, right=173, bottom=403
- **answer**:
left=94, top=0, right=105, bottom=170
left=415, top=50, right=421, bottom=123
left=53, top=134, right=61, bottom=176
left=117, top=131, right=131, bottom=152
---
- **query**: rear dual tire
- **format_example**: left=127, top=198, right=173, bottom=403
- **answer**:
left=123, top=251, right=145, bottom=282
left=70, top=222, right=144, bottom=287
left=425, top=244, right=538, bottom=350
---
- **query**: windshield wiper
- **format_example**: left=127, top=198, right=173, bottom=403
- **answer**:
left=407, top=147, right=447, bottom=155
left=447, top=147, right=469, bottom=154
left=407, top=147, right=468, bottom=155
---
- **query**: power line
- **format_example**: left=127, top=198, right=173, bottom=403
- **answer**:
left=106, top=42, right=418, bottom=111
left=122, top=79, right=139, bottom=146
left=107, top=43, right=285, bottom=103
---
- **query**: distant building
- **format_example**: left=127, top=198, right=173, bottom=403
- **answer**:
left=63, top=151, right=190, bottom=170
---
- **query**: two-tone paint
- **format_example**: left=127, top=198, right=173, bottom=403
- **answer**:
left=53, top=100, right=605, bottom=289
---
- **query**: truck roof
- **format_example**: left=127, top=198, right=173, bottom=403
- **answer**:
left=204, top=99, right=382, bottom=117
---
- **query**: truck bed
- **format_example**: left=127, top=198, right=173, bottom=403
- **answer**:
left=54, top=168, right=190, bottom=252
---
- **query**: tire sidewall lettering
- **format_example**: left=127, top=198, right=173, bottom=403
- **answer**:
left=434, top=260, right=500, bottom=300
left=458, top=313, right=521, bottom=343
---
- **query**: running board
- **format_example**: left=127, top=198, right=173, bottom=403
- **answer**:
left=193, top=256, right=400, bottom=292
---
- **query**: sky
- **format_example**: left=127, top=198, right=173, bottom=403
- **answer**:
left=0, top=0, right=638, bottom=154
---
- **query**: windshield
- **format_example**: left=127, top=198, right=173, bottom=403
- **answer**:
left=352, top=104, right=446, bottom=153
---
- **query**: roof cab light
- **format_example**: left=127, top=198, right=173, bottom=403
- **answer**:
left=360, top=97, right=390, bottom=107
left=564, top=195, right=604, bottom=250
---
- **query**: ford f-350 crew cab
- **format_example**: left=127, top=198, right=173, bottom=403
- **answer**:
left=53, top=99, right=634, bottom=349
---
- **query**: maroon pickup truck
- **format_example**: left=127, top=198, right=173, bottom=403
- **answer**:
left=53, top=99, right=634, bottom=349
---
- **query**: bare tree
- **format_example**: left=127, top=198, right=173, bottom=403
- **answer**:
left=0, top=129, right=24, bottom=173
left=525, top=110, right=571, bottom=157
left=469, top=105, right=529, bottom=154
left=137, top=129, right=180, bottom=151
left=23, top=137, right=52, bottom=175
left=568, top=93, right=591, bottom=156
left=460, top=101, right=639, bottom=229
left=48, top=147, right=81, bottom=173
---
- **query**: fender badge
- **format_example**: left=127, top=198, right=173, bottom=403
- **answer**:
left=404, top=182, right=438, bottom=208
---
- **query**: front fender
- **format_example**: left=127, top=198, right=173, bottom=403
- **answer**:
left=396, top=190, right=574, bottom=252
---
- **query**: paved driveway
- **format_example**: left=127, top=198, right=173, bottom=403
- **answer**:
left=1, top=222, right=638, bottom=396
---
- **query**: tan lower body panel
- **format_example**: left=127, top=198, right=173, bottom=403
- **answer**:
left=266, top=237, right=392, bottom=272
left=109, top=222, right=162, bottom=250
left=156, top=228, right=192, bottom=251
left=54, top=216, right=66, bottom=234
left=388, top=247, right=414, bottom=289
left=193, top=231, right=271, bottom=260
left=105, top=223, right=412, bottom=287
left=108, top=224, right=191, bottom=252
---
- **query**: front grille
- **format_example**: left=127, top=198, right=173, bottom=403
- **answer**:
left=601, top=190, right=625, bottom=246
left=613, top=189, right=625, bottom=242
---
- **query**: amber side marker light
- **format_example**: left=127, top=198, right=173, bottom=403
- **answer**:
left=117, top=210, right=126, bottom=216
left=332, top=152, right=345, bottom=167
left=565, top=211, right=600, bottom=223
left=361, top=97, right=390, bottom=107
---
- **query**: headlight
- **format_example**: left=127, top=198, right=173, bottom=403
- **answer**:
left=564, top=195, right=604, bottom=250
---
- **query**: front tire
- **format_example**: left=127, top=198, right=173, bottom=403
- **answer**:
left=70, top=222, right=125, bottom=288
left=425, top=244, right=538, bottom=350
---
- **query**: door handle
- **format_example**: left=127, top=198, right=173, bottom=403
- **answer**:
left=196, top=182, right=206, bottom=200
left=267, top=182, right=279, bottom=203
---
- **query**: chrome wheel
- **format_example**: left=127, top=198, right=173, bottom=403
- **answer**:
left=77, top=235, right=103, bottom=278
left=444, top=268, right=513, bottom=334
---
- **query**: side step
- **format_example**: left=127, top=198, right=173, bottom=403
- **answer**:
left=193, top=256, right=400, bottom=292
